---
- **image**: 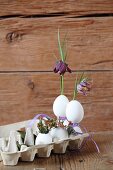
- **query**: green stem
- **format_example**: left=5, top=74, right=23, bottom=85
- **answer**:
left=73, top=90, right=76, bottom=100
left=60, top=75, right=64, bottom=95
left=73, top=74, right=78, bottom=100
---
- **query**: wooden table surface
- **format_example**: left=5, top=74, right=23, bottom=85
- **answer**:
left=0, top=131, right=113, bottom=170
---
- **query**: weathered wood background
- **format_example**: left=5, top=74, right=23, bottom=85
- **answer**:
left=0, top=0, right=113, bottom=132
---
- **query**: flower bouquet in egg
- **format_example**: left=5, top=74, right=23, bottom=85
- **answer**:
left=0, top=30, right=99, bottom=166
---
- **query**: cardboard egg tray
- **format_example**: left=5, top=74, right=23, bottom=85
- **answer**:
left=0, top=120, right=89, bottom=166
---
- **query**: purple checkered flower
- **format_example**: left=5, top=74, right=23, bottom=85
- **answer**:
left=77, top=78, right=92, bottom=96
left=54, top=60, right=72, bottom=75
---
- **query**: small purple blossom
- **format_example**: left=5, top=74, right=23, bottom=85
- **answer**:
left=77, top=78, right=92, bottom=96
left=54, top=60, right=72, bottom=75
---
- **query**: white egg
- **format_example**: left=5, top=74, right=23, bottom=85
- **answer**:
left=53, top=95, right=69, bottom=117
left=49, top=127, right=68, bottom=141
left=35, top=133, right=52, bottom=145
left=66, top=100, right=84, bottom=123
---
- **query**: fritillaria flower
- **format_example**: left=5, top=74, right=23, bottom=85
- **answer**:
left=77, top=78, right=92, bottom=96
left=53, top=29, right=72, bottom=95
left=54, top=60, right=72, bottom=75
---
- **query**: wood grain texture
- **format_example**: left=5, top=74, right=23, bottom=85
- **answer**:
left=0, top=131, right=113, bottom=170
left=0, top=17, right=113, bottom=71
left=0, top=0, right=113, bottom=16
left=0, top=72, right=112, bottom=132
left=0, top=0, right=112, bottom=131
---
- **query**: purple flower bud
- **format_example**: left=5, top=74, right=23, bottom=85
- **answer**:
left=53, top=60, right=72, bottom=75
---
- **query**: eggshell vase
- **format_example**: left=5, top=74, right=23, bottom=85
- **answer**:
left=32, top=119, right=47, bottom=136
left=50, top=127, right=68, bottom=141
left=35, top=133, right=52, bottom=145
left=53, top=95, right=69, bottom=117
left=66, top=100, right=84, bottom=123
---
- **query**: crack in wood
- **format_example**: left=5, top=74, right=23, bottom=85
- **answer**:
left=0, top=70, right=112, bottom=74
left=0, top=12, right=113, bottom=20
left=0, top=12, right=69, bottom=20
left=91, top=59, right=113, bottom=65
left=68, top=13, right=113, bottom=18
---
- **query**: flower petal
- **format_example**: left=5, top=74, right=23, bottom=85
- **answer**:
left=53, top=67, right=58, bottom=73
left=67, top=66, right=72, bottom=73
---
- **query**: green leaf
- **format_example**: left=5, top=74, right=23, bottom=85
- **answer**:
left=79, top=72, right=84, bottom=83
left=67, top=126, right=78, bottom=136
left=38, top=119, right=49, bottom=134
left=18, top=130, right=26, bottom=143
left=16, top=141, right=21, bottom=151
left=58, top=29, right=64, bottom=62
left=61, top=32, right=68, bottom=61
left=64, top=50, right=67, bottom=61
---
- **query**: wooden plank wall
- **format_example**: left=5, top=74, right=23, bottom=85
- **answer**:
left=0, top=0, right=113, bottom=132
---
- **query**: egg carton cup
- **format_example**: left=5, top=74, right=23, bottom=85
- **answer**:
left=0, top=120, right=89, bottom=166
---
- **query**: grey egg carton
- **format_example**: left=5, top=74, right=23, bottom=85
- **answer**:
left=0, top=120, right=89, bottom=166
